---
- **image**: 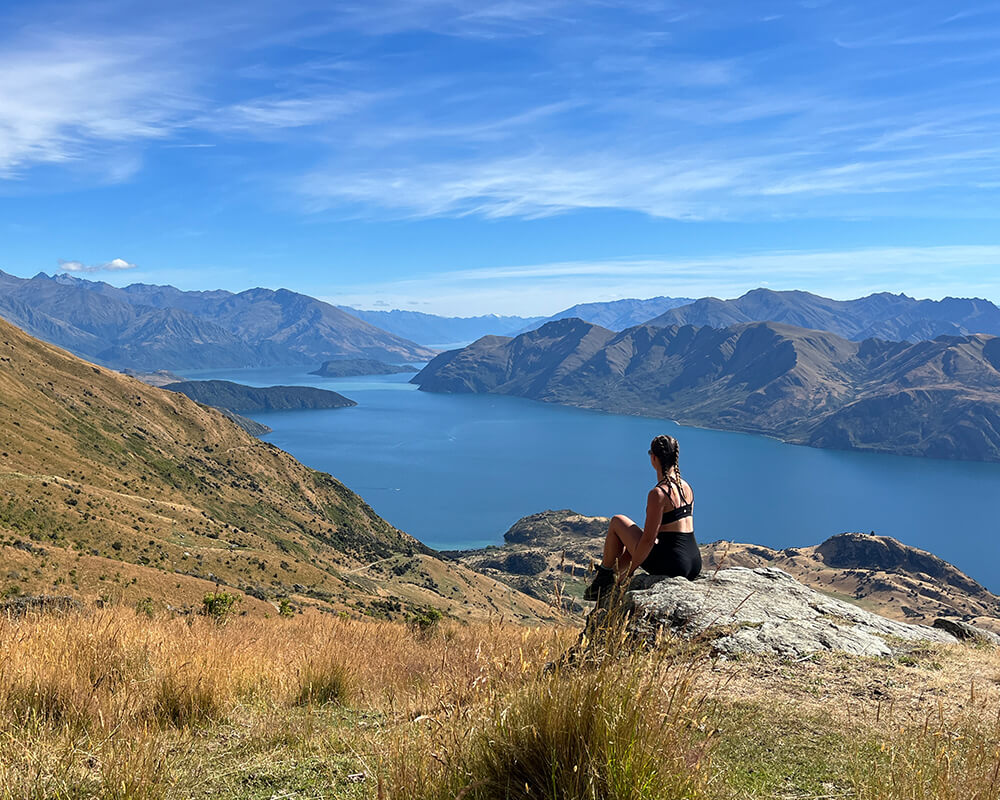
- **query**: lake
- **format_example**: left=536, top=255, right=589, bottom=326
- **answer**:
left=179, top=366, right=1000, bottom=591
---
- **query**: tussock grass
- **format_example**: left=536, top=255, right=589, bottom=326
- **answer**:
left=295, top=651, right=354, bottom=707
left=1, top=605, right=999, bottom=799
left=387, top=649, right=712, bottom=800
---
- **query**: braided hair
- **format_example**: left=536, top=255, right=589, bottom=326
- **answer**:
left=649, top=434, right=686, bottom=504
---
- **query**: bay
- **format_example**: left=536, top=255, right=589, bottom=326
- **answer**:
left=179, top=366, right=1000, bottom=591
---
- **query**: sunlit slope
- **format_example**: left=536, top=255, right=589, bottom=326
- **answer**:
left=0, top=316, right=552, bottom=621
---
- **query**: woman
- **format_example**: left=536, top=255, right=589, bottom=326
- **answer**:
left=583, top=434, right=701, bottom=601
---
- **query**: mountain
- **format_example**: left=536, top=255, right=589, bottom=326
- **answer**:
left=649, top=289, right=1000, bottom=342
left=448, top=509, right=1000, bottom=630
left=525, top=296, right=695, bottom=332
left=0, top=271, right=435, bottom=370
left=413, top=318, right=1000, bottom=462
left=0, top=315, right=551, bottom=621
left=162, top=380, right=357, bottom=412
left=339, top=307, right=544, bottom=345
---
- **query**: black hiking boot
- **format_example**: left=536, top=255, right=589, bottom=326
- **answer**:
left=583, top=565, right=616, bottom=601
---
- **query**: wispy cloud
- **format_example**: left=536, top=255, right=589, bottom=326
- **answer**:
left=58, top=257, right=138, bottom=273
left=200, top=93, right=379, bottom=133
left=4, top=0, right=1000, bottom=227
left=0, top=29, right=194, bottom=178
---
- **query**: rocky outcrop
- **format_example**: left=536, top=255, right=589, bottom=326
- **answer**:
left=0, top=595, right=82, bottom=618
left=453, top=510, right=1000, bottom=630
left=932, top=617, right=1000, bottom=645
left=815, top=533, right=986, bottom=595
left=621, top=568, right=961, bottom=658
left=217, top=408, right=273, bottom=436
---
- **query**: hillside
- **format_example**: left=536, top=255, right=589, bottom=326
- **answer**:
left=413, top=318, right=1000, bottom=461
left=448, top=509, right=1000, bottom=630
left=0, top=271, right=435, bottom=370
left=649, top=288, right=1000, bottom=342
left=0, top=315, right=552, bottom=622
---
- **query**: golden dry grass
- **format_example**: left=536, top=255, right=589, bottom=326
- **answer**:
left=1, top=606, right=999, bottom=800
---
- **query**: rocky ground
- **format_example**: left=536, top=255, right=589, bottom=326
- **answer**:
left=447, top=509, right=1000, bottom=632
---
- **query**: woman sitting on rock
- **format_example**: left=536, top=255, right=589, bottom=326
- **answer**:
left=584, top=434, right=701, bottom=601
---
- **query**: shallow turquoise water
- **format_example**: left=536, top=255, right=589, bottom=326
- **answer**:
left=180, top=366, right=1000, bottom=591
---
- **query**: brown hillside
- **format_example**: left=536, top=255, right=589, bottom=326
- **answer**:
left=0, top=316, right=552, bottom=622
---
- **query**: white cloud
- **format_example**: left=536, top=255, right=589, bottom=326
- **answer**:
left=0, top=31, right=194, bottom=178
left=58, top=257, right=138, bottom=273
left=200, top=93, right=378, bottom=133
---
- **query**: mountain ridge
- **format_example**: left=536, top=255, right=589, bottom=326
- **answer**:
left=650, top=288, right=1000, bottom=342
left=0, top=271, right=435, bottom=370
left=413, top=318, right=1000, bottom=461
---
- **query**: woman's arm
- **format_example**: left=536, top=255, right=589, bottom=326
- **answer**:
left=626, top=488, right=665, bottom=575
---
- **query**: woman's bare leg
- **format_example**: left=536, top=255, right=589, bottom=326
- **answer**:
left=601, top=514, right=644, bottom=573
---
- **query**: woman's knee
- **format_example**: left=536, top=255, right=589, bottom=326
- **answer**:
left=610, top=514, right=630, bottom=530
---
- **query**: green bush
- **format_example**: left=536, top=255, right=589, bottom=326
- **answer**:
left=200, top=591, right=239, bottom=622
left=407, top=605, right=442, bottom=635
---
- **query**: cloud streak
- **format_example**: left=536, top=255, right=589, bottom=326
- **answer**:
left=4, top=0, right=1000, bottom=227
left=59, top=257, right=138, bottom=273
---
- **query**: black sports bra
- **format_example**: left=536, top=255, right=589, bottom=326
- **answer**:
left=659, top=478, right=693, bottom=526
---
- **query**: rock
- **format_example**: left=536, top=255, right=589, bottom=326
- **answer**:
left=816, top=533, right=986, bottom=596
left=622, top=567, right=957, bottom=658
left=0, top=595, right=82, bottom=618
left=933, top=617, right=1000, bottom=645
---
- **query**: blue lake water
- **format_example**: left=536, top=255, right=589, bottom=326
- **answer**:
left=179, top=366, right=1000, bottom=592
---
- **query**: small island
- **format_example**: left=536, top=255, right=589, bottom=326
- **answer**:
left=310, top=358, right=418, bottom=377
left=163, top=379, right=357, bottom=413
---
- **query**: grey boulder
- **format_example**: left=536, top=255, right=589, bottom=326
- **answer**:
left=625, top=567, right=959, bottom=658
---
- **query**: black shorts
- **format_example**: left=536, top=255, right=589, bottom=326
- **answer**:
left=641, top=532, right=701, bottom=580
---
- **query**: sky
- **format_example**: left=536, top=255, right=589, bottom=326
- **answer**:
left=2, top=0, right=1000, bottom=315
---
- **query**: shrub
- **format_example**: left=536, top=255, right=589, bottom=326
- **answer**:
left=200, top=591, right=239, bottom=622
left=407, top=605, right=443, bottom=636
left=135, top=596, right=155, bottom=618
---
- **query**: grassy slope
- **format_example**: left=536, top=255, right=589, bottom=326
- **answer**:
left=2, top=608, right=998, bottom=800
left=0, top=315, right=552, bottom=622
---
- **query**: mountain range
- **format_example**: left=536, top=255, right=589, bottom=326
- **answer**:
left=413, top=318, right=1000, bottom=462
left=651, top=289, right=1000, bottom=342
left=0, top=315, right=550, bottom=621
left=0, top=271, right=435, bottom=370
left=522, top=295, right=694, bottom=332
left=339, top=297, right=694, bottom=344
left=339, top=307, right=543, bottom=345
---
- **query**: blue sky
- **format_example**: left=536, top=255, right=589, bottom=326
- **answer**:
left=2, top=0, right=1000, bottom=315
